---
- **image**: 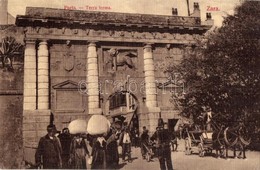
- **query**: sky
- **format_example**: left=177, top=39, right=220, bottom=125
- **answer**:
left=7, top=0, right=242, bottom=27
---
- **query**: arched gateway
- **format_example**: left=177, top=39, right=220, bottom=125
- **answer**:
left=16, top=3, right=213, bottom=162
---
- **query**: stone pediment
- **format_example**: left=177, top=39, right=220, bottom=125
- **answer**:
left=157, top=78, right=183, bottom=89
left=53, top=80, right=84, bottom=89
left=157, top=81, right=179, bottom=89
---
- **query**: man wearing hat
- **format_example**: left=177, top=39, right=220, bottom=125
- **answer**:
left=35, top=124, right=62, bottom=169
left=151, top=119, right=173, bottom=170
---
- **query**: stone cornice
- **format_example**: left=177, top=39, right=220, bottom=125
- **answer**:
left=16, top=7, right=212, bottom=32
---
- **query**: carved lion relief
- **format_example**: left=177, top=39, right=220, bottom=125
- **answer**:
left=104, top=48, right=138, bottom=73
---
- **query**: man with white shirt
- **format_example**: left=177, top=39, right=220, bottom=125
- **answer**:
left=120, top=126, right=132, bottom=162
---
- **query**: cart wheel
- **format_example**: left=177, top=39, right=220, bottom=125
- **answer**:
left=146, top=153, right=151, bottom=162
left=185, top=139, right=191, bottom=155
left=198, top=143, right=205, bottom=157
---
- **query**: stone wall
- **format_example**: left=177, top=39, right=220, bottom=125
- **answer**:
left=0, top=65, right=24, bottom=168
left=0, top=26, right=24, bottom=168
left=0, top=93, right=23, bottom=168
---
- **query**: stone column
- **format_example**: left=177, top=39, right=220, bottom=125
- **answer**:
left=143, top=43, right=157, bottom=107
left=37, top=40, right=49, bottom=110
left=143, top=43, right=161, bottom=134
left=87, top=42, right=101, bottom=114
left=23, top=40, right=36, bottom=110
left=23, top=40, right=51, bottom=164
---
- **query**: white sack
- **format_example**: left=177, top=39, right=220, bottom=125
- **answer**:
left=68, top=119, right=87, bottom=134
left=87, top=115, right=110, bottom=135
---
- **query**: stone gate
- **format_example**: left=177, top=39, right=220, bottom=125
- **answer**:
left=16, top=3, right=213, bottom=163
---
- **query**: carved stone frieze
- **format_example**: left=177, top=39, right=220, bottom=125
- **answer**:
left=35, top=27, right=40, bottom=33
left=131, top=31, right=135, bottom=37
left=62, top=27, right=66, bottom=34
left=25, top=25, right=200, bottom=44
left=85, top=29, right=90, bottom=35
left=73, top=29, right=78, bottom=34
left=109, top=30, right=114, bottom=36
left=192, top=34, right=200, bottom=40
left=119, top=31, right=124, bottom=37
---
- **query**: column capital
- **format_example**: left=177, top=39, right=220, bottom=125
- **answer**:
left=144, top=43, right=154, bottom=53
left=25, top=40, right=36, bottom=49
left=143, top=43, right=153, bottom=49
left=88, top=41, right=98, bottom=47
left=25, top=39, right=36, bottom=44
left=39, top=40, right=48, bottom=46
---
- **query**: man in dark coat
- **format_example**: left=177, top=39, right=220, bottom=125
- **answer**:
left=140, top=126, right=149, bottom=159
left=132, top=128, right=139, bottom=147
left=106, top=127, right=120, bottom=168
left=151, top=119, right=173, bottom=170
left=35, top=124, right=62, bottom=169
left=58, top=128, right=72, bottom=169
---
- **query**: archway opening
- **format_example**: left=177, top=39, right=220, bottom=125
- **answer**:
left=105, top=90, right=139, bottom=132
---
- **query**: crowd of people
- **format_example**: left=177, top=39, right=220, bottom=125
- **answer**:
left=35, top=119, right=176, bottom=169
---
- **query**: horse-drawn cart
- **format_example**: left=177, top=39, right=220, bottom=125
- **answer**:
left=184, top=130, right=214, bottom=157
left=183, top=117, right=252, bottom=158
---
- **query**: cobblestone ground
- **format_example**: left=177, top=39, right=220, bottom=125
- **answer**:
left=114, top=140, right=260, bottom=170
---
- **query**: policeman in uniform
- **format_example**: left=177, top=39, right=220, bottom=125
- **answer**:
left=151, top=119, right=173, bottom=170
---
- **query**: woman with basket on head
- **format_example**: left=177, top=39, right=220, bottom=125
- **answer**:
left=69, top=133, right=89, bottom=169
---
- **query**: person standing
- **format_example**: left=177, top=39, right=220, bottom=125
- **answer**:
left=58, top=128, right=72, bottom=169
left=35, top=124, right=62, bottom=169
left=91, top=134, right=107, bottom=169
left=140, top=126, right=149, bottom=159
left=106, top=127, right=120, bottom=168
left=132, top=128, right=139, bottom=147
left=170, top=131, right=178, bottom=152
left=69, top=134, right=89, bottom=169
left=151, top=119, right=173, bottom=170
left=120, top=127, right=132, bottom=162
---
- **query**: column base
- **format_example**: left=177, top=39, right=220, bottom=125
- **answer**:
left=139, top=106, right=161, bottom=134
